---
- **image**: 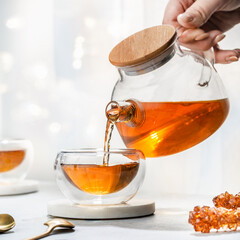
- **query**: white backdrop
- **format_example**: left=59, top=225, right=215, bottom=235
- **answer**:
left=0, top=0, right=240, bottom=197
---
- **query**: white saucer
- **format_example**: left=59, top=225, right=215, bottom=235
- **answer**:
left=47, top=199, right=155, bottom=219
left=0, top=179, right=39, bottom=195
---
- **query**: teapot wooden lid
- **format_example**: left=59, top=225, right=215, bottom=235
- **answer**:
left=109, top=25, right=176, bottom=67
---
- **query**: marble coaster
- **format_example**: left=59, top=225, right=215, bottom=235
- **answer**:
left=0, top=179, right=39, bottom=195
left=48, top=199, right=155, bottom=219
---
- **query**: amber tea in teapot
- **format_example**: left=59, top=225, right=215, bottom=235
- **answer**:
left=106, top=99, right=229, bottom=157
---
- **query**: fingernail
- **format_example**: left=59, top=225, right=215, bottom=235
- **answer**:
left=178, top=13, right=194, bottom=23
left=226, top=56, right=239, bottom=62
left=175, top=26, right=184, bottom=37
left=234, top=49, right=240, bottom=57
left=195, top=33, right=209, bottom=41
left=214, top=34, right=226, bottom=44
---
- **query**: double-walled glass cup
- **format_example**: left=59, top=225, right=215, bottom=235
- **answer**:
left=0, top=139, right=33, bottom=183
left=55, top=148, right=145, bottom=205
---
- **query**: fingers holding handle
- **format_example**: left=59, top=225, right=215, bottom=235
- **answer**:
left=178, top=29, right=239, bottom=64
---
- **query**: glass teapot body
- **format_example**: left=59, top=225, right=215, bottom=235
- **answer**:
left=109, top=42, right=229, bottom=158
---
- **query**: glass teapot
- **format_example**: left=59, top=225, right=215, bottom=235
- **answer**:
left=106, top=25, right=229, bottom=158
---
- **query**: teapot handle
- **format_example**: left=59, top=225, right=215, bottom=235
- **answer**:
left=203, top=48, right=215, bottom=66
left=175, top=28, right=215, bottom=66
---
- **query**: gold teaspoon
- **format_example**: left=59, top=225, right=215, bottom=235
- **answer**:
left=26, top=218, right=75, bottom=240
left=0, top=214, right=15, bottom=233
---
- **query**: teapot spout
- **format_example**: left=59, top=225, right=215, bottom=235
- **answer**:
left=105, top=100, right=145, bottom=127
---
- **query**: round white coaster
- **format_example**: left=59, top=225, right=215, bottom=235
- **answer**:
left=48, top=199, right=155, bottom=219
left=0, top=179, right=39, bottom=195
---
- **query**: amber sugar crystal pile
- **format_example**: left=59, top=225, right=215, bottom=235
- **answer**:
left=189, top=192, right=240, bottom=233
left=213, top=191, right=240, bottom=209
left=189, top=206, right=240, bottom=233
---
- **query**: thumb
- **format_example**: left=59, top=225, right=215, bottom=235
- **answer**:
left=177, top=0, right=223, bottom=28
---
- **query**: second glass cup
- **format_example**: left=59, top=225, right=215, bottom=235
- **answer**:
left=55, top=148, right=145, bottom=205
left=0, top=139, right=33, bottom=183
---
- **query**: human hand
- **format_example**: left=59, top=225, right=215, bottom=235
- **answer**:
left=163, top=0, right=240, bottom=63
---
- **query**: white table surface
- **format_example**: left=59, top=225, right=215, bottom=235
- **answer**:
left=1, top=181, right=240, bottom=240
